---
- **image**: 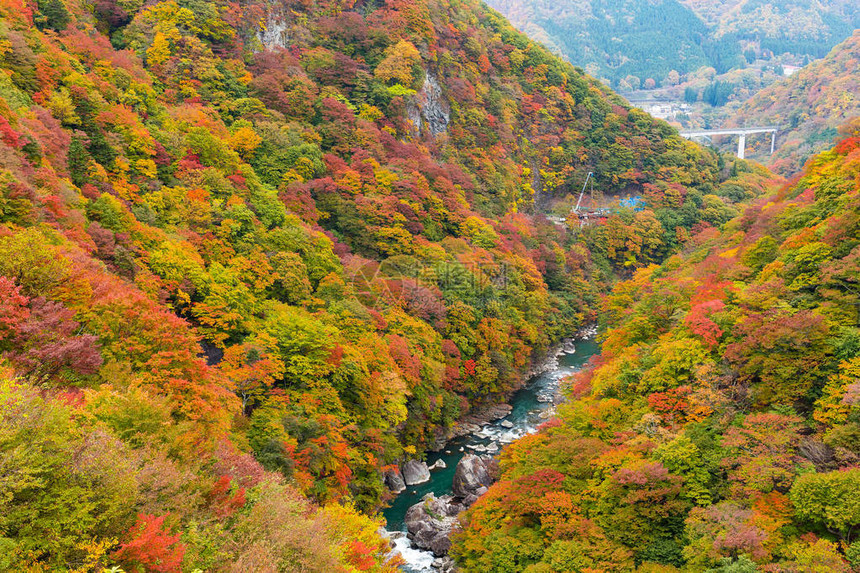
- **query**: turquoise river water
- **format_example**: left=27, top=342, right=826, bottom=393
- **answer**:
left=382, top=334, right=601, bottom=571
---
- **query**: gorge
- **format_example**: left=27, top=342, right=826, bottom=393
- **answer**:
left=0, top=0, right=858, bottom=570
left=385, top=333, right=601, bottom=571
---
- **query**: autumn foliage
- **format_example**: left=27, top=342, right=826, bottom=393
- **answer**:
left=114, top=514, right=186, bottom=573
left=0, top=0, right=820, bottom=567
left=453, top=125, right=860, bottom=571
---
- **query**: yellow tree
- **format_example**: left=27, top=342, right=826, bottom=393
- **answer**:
left=374, top=40, right=421, bottom=86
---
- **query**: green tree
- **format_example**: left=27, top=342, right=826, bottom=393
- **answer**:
left=655, top=434, right=713, bottom=506
left=0, top=379, right=138, bottom=567
left=35, top=0, right=70, bottom=30
left=684, top=86, right=699, bottom=103
left=790, top=468, right=860, bottom=540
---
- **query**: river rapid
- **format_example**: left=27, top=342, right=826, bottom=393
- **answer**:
left=382, top=329, right=601, bottom=572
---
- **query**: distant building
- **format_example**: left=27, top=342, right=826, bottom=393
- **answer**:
left=640, top=102, right=692, bottom=121
left=783, top=65, right=801, bottom=76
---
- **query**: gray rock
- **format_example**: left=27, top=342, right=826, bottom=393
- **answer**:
left=257, top=14, right=289, bottom=50
left=407, top=72, right=450, bottom=138
left=452, top=454, right=493, bottom=499
left=401, top=460, right=431, bottom=486
left=428, top=459, right=447, bottom=470
left=460, top=422, right=480, bottom=434
left=500, top=420, right=514, bottom=428
left=384, top=468, right=406, bottom=493
left=490, top=404, right=513, bottom=419
left=431, top=556, right=457, bottom=572
left=404, top=494, right=461, bottom=556
left=429, top=533, right=452, bottom=556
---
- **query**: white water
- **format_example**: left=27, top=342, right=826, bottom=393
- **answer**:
left=389, top=535, right=437, bottom=572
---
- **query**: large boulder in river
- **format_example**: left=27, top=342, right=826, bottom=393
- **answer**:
left=401, top=459, right=431, bottom=485
left=452, top=454, right=492, bottom=499
left=428, top=459, right=447, bottom=470
left=384, top=468, right=406, bottom=493
left=404, top=494, right=463, bottom=556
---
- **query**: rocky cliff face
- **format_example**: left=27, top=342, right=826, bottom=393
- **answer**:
left=408, top=72, right=450, bottom=138
left=405, top=494, right=463, bottom=556
left=257, top=13, right=289, bottom=50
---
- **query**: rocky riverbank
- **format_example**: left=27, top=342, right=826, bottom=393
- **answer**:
left=401, top=455, right=493, bottom=559
left=426, top=326, right=595, bottom=451
left=382, top=327, right=600, bottom=572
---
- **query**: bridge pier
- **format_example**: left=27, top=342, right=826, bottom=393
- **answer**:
left=771, top=131, right=776, bottom=155
left=737, top=133, right=746, bottom=160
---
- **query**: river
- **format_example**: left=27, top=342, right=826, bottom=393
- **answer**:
left=382, top=331, right=601, bottom=572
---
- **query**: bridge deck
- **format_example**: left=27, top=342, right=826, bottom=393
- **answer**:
left=679, top=126, right=778, bottom=137
left=678, top=126, right=778, bottom=159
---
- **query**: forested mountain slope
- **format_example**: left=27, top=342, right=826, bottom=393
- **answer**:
left=681, top=0, right=858, bottom=47
left=483, top=0, right=713, bottom=86
left=453, top=120, right=860, bottom=572
left=0, top=0, right=762, bottom=569
left=728, top=31, right=860, bottom=175
left=485, top=0, right=860, bottom=87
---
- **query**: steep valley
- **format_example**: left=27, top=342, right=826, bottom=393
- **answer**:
left=0, top=0, right=857, bottom=571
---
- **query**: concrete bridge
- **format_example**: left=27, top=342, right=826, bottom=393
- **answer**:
left=679, top=126, right=779, bottom=159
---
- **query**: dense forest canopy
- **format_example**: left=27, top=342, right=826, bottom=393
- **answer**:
left=0, top=0, right=771, bottom=568
left=1, top=0, right=857, bottom=569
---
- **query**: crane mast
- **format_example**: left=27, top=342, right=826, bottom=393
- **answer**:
left=573, top=172, right=594, bottom=213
